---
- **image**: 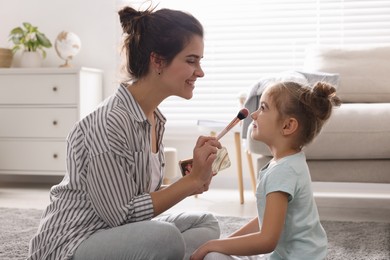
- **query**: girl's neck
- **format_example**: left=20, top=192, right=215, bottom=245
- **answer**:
left=271, top=147, right=301, bottom=161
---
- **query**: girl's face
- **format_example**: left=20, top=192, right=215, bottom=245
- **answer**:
left=250, top=87, right=281, bottom=146
left=161, top=35, right=204, bottom=99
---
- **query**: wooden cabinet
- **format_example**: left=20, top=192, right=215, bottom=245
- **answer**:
left=0, top=67, right=103, bottom=176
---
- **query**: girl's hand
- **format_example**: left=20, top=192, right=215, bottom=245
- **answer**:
left=190, top=241, right=212, bottom=260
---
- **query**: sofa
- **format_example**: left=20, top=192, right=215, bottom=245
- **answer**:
left=242, top=45, right=390, bottom=183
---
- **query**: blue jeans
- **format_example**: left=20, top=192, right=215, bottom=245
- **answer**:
left=73, top=211, right=220, bottom=260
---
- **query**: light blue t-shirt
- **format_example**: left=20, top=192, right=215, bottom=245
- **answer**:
left=256, top=152, right=327, bottom=260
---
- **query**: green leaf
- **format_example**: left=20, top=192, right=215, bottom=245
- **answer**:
left=10, top=36, right=21, bottom=45
left=23, top=22, right=32, bottom=31
left=11, top=46, right=20, bottom=54
left=9, top=27, right=24, bottom=36
left=36, top=33, right=52, bottom=48
left=41, top=49, right=47, bottom=59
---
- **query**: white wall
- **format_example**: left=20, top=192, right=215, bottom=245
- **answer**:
left=0, top=0, right=119, bottom=97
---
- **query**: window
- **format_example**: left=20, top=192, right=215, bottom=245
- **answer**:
left=119, top=0, right=390, bottom=139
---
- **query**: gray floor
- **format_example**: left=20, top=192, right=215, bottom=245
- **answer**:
left=0, top=181, right=389, bottom=222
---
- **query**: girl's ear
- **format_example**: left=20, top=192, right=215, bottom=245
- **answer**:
left=282, top=117, right=298, bottom=135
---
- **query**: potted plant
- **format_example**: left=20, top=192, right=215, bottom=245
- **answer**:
left=9, top=22, right=52, bottom=67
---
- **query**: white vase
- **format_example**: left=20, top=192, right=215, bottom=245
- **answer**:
left=20, top=51, right=42, bottom=68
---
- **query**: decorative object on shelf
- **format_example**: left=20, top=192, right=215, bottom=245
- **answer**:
left=8, top=22, right=52, bottom=68
left=20, top=51, right=42, bottom=68
left=54, top=31, right=81, bottom=68
left=0, top=48, right=13, bottom=68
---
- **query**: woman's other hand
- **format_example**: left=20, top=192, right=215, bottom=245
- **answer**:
left=188, top=136, right=221, bottom=194
left=150, top=136, right=221, bottom=215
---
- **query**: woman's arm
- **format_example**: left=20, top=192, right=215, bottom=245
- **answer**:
left=191, top=191, right=289, bottom=259
left=87, top=116, right=219, bottom=226
left=150, top=136, right=221, bottom=216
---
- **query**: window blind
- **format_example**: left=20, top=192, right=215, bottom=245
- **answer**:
left=121, top=0, right=390, bottom=139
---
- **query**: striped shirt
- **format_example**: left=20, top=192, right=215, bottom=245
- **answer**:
left=28, top=84, right=166, bottom=260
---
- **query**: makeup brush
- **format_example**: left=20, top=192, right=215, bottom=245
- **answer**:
left=215, top=108, right=249, bottom=140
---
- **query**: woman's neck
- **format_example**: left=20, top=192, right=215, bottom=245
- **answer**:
left=127, top=80, right=162, bottom=119
left=127, top=80, right=161, bottom=153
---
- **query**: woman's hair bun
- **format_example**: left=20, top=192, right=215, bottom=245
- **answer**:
left=118, top=6, right=150, bottom=34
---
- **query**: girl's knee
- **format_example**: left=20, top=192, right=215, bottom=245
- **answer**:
left=204, top=252, right=232, bottom=260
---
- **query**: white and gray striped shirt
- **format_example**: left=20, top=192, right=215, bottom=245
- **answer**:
left=28, top=84, right=166, bottom=260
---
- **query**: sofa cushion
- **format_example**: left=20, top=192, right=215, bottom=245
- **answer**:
left=256, top=156, right=390, bottom=183
left=303, top=45, right=390, bottom=103
left=247, top=103, right=390, bottom=160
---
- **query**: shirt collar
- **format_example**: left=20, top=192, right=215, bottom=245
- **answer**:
left=117, top=83, right=166, bottom=125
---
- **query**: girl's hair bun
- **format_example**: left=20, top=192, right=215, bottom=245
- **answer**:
left=312, top=81, right=342, bottom=107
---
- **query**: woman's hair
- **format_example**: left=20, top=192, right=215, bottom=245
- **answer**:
left=267, top=81, right=342, bottom=149
left=118, top=5, right=204, bottom=80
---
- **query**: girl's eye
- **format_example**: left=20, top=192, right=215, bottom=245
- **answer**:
left=260, top=104, right=265, bottom=111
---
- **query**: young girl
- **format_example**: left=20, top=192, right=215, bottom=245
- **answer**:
left=191, top=81, right=341, bottom=260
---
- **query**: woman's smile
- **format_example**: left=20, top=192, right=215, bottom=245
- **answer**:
left=186, top=79, right=196, bottom=87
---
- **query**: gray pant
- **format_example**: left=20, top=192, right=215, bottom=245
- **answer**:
left=73, top=211, right=220, bottom=260
left=204, top=252, right=270, bottom=260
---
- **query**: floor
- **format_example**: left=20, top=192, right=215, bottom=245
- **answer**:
left=0, top=181, right=389, bottom=223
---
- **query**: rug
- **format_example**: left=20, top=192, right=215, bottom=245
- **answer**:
left=218, top=216, right=390, bottom=260
left=0, top=207, right=389, bottom=260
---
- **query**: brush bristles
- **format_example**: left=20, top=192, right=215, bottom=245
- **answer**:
left=237, top=108, right=249, bottom=120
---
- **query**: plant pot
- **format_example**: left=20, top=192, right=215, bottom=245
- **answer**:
left=0, top=48, right=13, bottom=68
left=20, top=51, right=42, bottom=68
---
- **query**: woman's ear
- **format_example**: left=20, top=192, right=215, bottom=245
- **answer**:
left=150, top=52, right=165, bottom=72
left=282, top=117, right=298, bottom=136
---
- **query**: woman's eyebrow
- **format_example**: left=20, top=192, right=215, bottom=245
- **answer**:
left=186, top=54, right=203, bottom=59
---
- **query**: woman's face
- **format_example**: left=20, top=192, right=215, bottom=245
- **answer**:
left=250, top=87, right=281, bottom=145
left=161, top=35, right=204, bottom=99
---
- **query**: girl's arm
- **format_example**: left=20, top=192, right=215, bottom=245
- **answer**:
left=191, top=191, right=289, bottom=259
left=228, top=217, right=260, bottom=238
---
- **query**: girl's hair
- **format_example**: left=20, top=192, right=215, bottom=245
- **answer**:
left=118, top=5, right=204, bottom=80
left=267, top=81, right=341, bottom=149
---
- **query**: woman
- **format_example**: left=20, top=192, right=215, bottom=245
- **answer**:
left=28, top=5, right=221, bottom=260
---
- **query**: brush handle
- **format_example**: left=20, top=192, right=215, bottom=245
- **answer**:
left=216, top=118, right=240, bottom=140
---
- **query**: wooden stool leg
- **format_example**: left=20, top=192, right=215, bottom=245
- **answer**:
left=234, top=132, right=244, bottom=204
left=246, top=150, right=257, bottom=195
